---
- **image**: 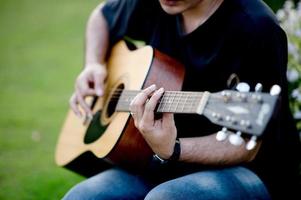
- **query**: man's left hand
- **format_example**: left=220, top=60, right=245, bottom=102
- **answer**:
left=129, top=84, right=177, bottom=159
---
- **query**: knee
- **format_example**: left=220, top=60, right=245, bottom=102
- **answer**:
left=144, top=173, right=223, bottom=200
left=62, top=173, right=111, bottom=200
left=144, top=186, right=175, bottom=200
left=145, top=182, right=190, bottom=200
left=62, top=181, right=92, bottom=200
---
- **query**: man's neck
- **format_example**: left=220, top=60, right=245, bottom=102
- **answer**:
left=182, top=0, right=224, bottom=34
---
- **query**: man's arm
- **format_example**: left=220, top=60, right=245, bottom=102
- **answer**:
left=180, top=134, right=261, bottom=165
left=70, top=3, right=109, bottom=118
left=85, top=3, right=109, bottom=66
left=130, top=85, right=262, bottom=165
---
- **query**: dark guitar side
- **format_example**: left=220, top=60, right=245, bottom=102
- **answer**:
left=106, top=49, right=185, bottom=173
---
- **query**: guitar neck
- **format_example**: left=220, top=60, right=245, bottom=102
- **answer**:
left=116, top=90, right=208, bottom=114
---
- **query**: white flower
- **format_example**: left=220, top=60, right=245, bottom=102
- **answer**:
left=297, top=95, right=301, bottom=102
left=278, top=1, right=301, bottom=131
left=295, top=29, right=301, bottom=37
left=294, top=111, right=301, bottom=119
left=288, top=42, right=297, bottom=55
left=297, top=2, right=301, bottom=16
left=292, top=88, right=301, bottom=98
left=287, top=68, right=299, bottom=82
left=276, top=9, right=286, bottom=21
left=284, top=0, right=294, bottom=12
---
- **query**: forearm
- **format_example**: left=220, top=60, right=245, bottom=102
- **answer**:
left=85, top=3, right=109, bottom=66
left=179, top=134, right=261, bottom=166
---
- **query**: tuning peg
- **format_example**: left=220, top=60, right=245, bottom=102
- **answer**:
left=270, top=85, right=281, bottom=96
left=246, top=136, right=257, bottom=150
left=216, top=127, right=228, bottom=141
left=229, top=131, right=244, bottom=146
left=236, top=82, right=250, bottom=93
left=255, top=83, right=263, bottom=92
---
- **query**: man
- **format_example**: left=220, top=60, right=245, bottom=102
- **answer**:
left=64, top=0, right=301, bottom=199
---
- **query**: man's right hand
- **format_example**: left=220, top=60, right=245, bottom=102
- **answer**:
left=69, top=63, right=107, bottom=119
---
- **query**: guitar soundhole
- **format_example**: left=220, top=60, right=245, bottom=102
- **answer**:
left=84, top=83, right=124, bottom=144
left=84, top=111, right=108, bottom=144
left=106, top=83, right=124, bottom=118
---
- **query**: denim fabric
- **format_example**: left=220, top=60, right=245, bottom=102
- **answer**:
left=62, top=166, right=271, bottom=200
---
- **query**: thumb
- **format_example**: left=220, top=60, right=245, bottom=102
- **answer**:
left=162, top=113, right=175, bottom=127
left=93, top=72, right=105, bottom=96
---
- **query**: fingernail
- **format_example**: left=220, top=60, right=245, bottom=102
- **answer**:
left=96, top=89, right=103, bottom=96
left=158, top=87, right=164, bottom=93
left=150, top=84, right=156, bottom=90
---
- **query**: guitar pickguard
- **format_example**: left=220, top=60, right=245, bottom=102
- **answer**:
left=84, top=111, right=108, bottom=144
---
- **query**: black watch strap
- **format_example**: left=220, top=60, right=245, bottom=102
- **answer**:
left=153, top=138, right=181, bottom=164
left=169, top=138, right=181, bottom=161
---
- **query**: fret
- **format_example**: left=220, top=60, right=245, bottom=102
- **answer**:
left=194, top=92, right=201, bottom=111
left=174, top=92, right=181, bottom=112
left=183, top=92, right=188, bottom=112
left=157, top=92, right=167, bottom=112
left=184, top=92, right=194, bottom=113
left=168, top=92, right=175, bottom=112
left=192, top=93, right=201, bottom=113
left=180, top=92, right=186, bottom=112
left=170, top=92, right=179, bottom=113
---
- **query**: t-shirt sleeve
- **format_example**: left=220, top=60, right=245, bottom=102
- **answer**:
left=239, top=19, right=288, bottom=94
left=240, top=18, right=300, bottom=188
left=237, top=17, right=295, bottom=143
left=101, top=0, right=158, bottom=45
left=241, top=17, right=301, bottom=169
left=101, top=0, right=138, bottom=44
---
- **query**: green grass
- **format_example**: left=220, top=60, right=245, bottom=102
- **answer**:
left=0, top=0, right=100, bottom=199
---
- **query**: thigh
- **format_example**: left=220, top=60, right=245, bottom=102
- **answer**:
left=62, top=168, right=152, bottom=200
left=145, top=166, right=271, bottom=200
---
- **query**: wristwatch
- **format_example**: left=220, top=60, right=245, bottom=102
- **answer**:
left=153, top=138, right=181, bottom=164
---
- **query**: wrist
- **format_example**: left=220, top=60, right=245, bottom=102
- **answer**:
left=153, top=138, right=181, bottom=164
left=85, top=62, right=105, bottom=68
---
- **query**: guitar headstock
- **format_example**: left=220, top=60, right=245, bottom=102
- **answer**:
left=201, top=83, right=280, bottom=150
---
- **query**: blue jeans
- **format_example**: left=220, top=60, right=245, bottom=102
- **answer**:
left=62, top=166, right=271, bottom=200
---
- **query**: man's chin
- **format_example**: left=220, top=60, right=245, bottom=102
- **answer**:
left=161, top=5, right=183, bottom=15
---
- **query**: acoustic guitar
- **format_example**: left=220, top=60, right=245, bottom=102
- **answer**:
left=55, top=40, right=279, bottom=177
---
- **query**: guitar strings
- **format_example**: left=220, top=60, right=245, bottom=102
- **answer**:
left=107, top=90, right=204, bottom=101
left=88, top=88, right=264, bottom=118
left=106, top=92, right=250, bottom=106
left=95, top=88, right=265, bottom=105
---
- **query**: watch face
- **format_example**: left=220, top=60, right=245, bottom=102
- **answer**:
left=153, top=154, right=168, bottom=164
left=152, top=138, right=181, bottom=165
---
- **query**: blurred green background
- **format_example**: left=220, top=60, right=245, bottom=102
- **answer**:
left=0, top=0, right=293, bottom=199
left=0, top=0, right=100, bottom=199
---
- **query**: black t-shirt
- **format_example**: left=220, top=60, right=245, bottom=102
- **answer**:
left=102, top=0, right=301, bottom=198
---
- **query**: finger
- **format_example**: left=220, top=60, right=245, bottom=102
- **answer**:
left=76, top=92, right=93, bottom=118
left=130, top=84, right=157, bottom=121
left=69, top=93, right=82, bottom=118
left=76, top=80, right=95, bottom=96
left=130, top=95, right=141, bottom=127
left=93, top=72, right=106, bottom=96
left=142, top=87, right=164, bottom=124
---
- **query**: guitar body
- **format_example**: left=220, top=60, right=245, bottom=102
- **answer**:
left=55, top=41, right=185, bottom=177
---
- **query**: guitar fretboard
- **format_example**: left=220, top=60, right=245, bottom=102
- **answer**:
left=116, top=90, right=204, bottom=114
